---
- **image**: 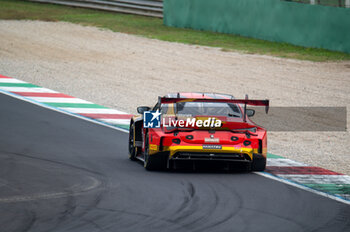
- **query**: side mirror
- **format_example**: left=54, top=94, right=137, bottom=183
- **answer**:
left=246, top=109, right=255, bottom=117
left=137, top=106, right=151, bottom=114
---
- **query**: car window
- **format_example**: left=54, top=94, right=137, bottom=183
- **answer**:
left=162, top=102, right=241, bottom=117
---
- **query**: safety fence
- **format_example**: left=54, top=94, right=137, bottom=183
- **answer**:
left=163, top=0, right=350, bottom=53
left=29, top=0, right=163, bottom=18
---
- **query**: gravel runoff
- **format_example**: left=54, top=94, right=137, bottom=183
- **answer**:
left=0, top=20, right=349, bottom=174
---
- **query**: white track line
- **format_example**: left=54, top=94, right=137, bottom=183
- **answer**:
left=28, top=97, right=93, bottom=103
left=0, top=78, right=27, bottom=83
left=60, top=108, right=129, bottom=114
left=99, top=119, right=130, bottom=125
left=277, top=174, right=350, bottom=184
left=267, top=158, right=309, bottom=167
left=0, top=87, right=58, bottom=93
left=256, top=172, right=350, bottom=205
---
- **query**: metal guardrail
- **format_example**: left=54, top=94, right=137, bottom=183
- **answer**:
left=29, top=0, right=163, bottom=18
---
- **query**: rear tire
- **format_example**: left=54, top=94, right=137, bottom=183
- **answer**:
left=251, top=154, right=266, bottom=171
left=128, top=123, right=137, bottom=161
left=144, top=133, right=164, bottom=171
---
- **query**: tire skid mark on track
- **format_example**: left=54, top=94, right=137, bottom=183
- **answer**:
left=197, top=181, right=245, bottom=232
left=80, top=205, right=191, bottom=231
left=0, top=175, right=100, bottom=203
left=174, top=179, right=243, bottom=231
left=196, top=184, right=230, bottom=230
left=0, top=74, right=349, bottom=205
left=60, top=190, right=107, bottom=232
left=54, top=192, right=78, bottom=231
left=223, top=179, right=307, bottom=230
left=171, top=181, right=199, bottom=224
left=175, top=182, right=208, bottom=229
left=0, top=151, right=103, bottom=203
left=21, top=210, right=36, bottom=232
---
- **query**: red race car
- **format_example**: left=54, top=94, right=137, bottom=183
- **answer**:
left=129, top=93, right=269, bottom=171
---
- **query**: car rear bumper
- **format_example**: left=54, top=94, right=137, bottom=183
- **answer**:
left=171, top=152, right=252, bottom=162
left=167, top=145, right=255, bottom=160
left=149, top=144, right=265, bottom=170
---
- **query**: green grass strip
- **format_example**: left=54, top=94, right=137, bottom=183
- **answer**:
left=0, top=0, right=349, bottom=61
left=45, top=102, right=108, bottom=108
left=304, top=184, right=350, bottom=195
left=267, top=153, right=285, bottom=159
left=0, top=83, right=38, bottom=87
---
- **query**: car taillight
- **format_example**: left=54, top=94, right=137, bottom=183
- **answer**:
left=186, top=135, right=193, bottom=140
left=243, top=140, right=251, bottom=146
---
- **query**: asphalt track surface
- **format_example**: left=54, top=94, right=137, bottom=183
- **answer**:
left=0, top=93, right=349, bottom=232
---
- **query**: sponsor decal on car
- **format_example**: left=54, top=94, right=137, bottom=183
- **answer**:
left=144, top=110, right=222, bottom=128
left=204, top=137, right=220, bottom=143
left=143, top=110, right=161, bottom=128
left=202, top=145, right=222, bottom=149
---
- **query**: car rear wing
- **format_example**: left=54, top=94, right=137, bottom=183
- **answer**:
left=159, top=95, right=269, bottom=122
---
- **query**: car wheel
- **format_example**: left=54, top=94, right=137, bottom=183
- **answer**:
left=144, top=133, right=163, bottom=171
left=251, top=154, right=266, bottom=171
left=128, top=123, right=137, bottom=161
